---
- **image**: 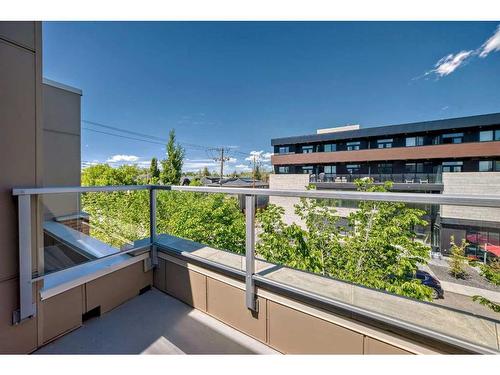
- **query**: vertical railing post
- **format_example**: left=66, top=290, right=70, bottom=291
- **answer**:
left=149, top=187, right=158, bottom=267
left=13, top=194, right=36, bottom=324
left=245, top=194, right=257, bottom=312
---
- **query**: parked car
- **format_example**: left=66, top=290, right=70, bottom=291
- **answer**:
left=387, top=270, right=444, bottom=299
left=414, top=270, right=444, bottom=299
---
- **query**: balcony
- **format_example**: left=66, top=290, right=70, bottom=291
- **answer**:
left=8, top=185, right=500, bottom=354
left=309, top=173, right=442, bottom=184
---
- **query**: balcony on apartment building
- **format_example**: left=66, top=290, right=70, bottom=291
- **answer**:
left=307, top=173, right=444, bottom=193
left=8, top=185, right=500, bottom=354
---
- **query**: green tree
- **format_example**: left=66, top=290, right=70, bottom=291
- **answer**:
left=156, top=191, right=245, bottom=253
left=472, top=296, right=500, bottom=313
left=254, top=164, right=262, bottom=181
left=81, top=163, right=245, bottom=253
left=82, top=164, right=144, bottom=186
left=81, top=164, right=149, bottom=248
left=479, top=259, right=500, bottom=286
left=149, top=157, right=160, bottom=183
left=449, top=237, right=468, bottom=279
left=256, top=178, right=433, bottom=300
left=201, top=167, right=210, bottom=177
left=160, top=129, right=185, bottom=185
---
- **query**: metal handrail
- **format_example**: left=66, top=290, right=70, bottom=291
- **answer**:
left=11, top=184, right=500, bottom=354
left=13, top=184, right=500, bottom=208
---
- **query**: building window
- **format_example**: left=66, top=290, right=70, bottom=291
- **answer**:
left=346, top=164, right=360, bottom=174
left=324, top=165, right=336, bottom=176
left=277, top=166, right=290, bottom=174
left=442, top=161, right=463, bottom=172
left=405, top=162, right=425, bottom=174
left=324, top=143, right=336, bottom=152
left=346, top=141, right=360, bottom=151
left=278, top=146, right=290, bottom=154
left=479, top=160, right=493, bottom=172
left=406, top=136, right=424, bottom=147
left=377, top=163, right=392, bottom=174
left=377, top=139, right=393, bottom=149
left=441, top=132, right=464, bottom=144
left=302, top=166, right=314, bottom=174
left=480, top=130, right=500, bottom=142
left=302, top=145, right=314, bottom=154
left=479, top=160, right=500, bottom=172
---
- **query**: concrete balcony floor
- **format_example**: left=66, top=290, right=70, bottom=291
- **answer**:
left=35, top=288, right=278, bottom=354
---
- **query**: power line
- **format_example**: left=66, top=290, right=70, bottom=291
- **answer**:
left=83, top=119, right=241, bottom=153
left=82, top=118, right=267, bottom=176
left=82, top=119, right=257, bottom=155
left=83, top=120, right=167, bottom=142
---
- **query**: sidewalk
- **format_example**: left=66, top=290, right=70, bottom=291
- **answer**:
left=422, top=259, right=500, bottom=303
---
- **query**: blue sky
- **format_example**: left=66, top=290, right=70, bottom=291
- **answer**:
left=42, top=22, right=500, bottom=173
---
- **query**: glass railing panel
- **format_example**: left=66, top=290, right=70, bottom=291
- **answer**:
left=154, top=189, right=249, bottom=272
left=39, top=189, right=150, bottom=277
left=256, top=188, right=500, bottom=351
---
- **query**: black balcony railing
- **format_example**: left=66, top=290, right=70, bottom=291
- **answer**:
left=310, top=173, right=442, bottom=184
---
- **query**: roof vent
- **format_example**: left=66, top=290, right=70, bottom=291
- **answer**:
left=316, top=124, right=360, bottom=134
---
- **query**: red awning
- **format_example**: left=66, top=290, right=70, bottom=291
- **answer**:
left=485, top=244, right=500, bottom=257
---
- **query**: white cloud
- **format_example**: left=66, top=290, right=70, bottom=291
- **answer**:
left=479, top=25, right=500, bottom=58
left=431, top=50, right=473, bottom=77
left=106, top=154, right=140, bottom=163
left=81, top=160, right=100, bottom=169
left=420, top=24, right=500, bottom=79
left=245, top=150, right=273, bottom=163
left=183, top=159, right=219, bottom=172
left=235, top=164, right=252, bottom=172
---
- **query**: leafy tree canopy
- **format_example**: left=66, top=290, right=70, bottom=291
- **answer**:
left=257, top=178, right=433, bottom=300
left=82, top=164, right=145, bottom=186
left=160, top=129, right=185, bottom=185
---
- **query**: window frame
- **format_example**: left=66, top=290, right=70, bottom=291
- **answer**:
left=442, top=160, right=463, bottom=173
left=377, top=138, right=393, bottom=149
left=323, top=143, right=336, bottom=152
left=278, top=146, right=290, bottom=154
left=346, top=141, right=361, bottom=151
left=406, top=136, right=424, bottom=147
left=302, top=145, right=314, bottom=154
left=441, top=132, right=464, bottom=144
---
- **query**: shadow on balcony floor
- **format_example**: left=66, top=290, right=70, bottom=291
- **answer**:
left=35, top=288, right=278, bottom=354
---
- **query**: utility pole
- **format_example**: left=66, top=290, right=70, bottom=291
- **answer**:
left=252, top=155, right=256, bottom=189
left=219, top=148, right=225, bottom=186
left=209, top=147, right=231, bottom=186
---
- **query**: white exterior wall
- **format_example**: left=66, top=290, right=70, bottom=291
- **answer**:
left=269, top=174, right=310, bottom=226
left=441, top=172, right=500, bottom=222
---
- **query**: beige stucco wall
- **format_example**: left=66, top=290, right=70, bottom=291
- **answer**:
left=41, top=81, right=82, bottom=220
left=441, top=172, right=500, bottom=222
left=0, top=21, right=42, bottom=353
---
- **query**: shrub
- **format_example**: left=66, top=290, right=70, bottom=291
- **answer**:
left=479, top=260, right=500, bottom=286
left=449, top=237, right=468, bottom=279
